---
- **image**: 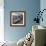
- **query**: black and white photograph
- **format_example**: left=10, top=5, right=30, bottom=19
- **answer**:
left=10, top=11, right=26, bottom=26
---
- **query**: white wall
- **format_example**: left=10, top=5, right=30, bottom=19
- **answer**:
left=0, top=0, right=4, bottom=42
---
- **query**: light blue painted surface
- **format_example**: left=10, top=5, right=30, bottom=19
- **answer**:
left=4, top=0, right=40, bottom=42
left=40, top=0, right=46, bottom=27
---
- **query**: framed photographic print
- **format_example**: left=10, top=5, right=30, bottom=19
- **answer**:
left=10, top=11, right=26, bottom=27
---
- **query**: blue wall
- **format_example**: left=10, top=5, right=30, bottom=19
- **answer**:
left=4, top=0, right=40, bottom=42
left=40, top=0, right=46, bottom=44
left=40, top=0, right=46, bottom=27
